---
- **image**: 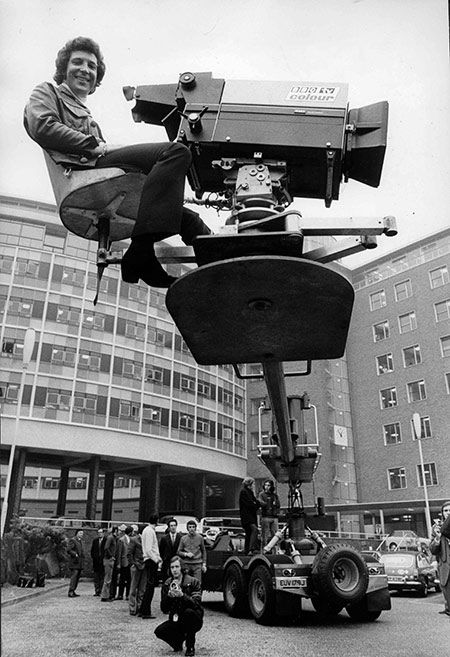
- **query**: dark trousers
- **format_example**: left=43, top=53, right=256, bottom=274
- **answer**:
left=110, top=565, right=120, bottom=599
left=155, top=609, right=203, bottom=650
left=97, top=142, right=191, bottom=237
left=118, top=565, right=131, bottom=598
left=93, top=568, right=104, bottom=595
left=68, top=568, right=81, bottom=593
left=243, top=523, right=259, bottom=554
left=140, top=559, right=158, bottom=616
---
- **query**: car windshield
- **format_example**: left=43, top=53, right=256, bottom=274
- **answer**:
left=381, top=554, right=415, bottom=567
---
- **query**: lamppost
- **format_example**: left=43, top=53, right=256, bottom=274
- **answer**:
left=258, top=400, right=270, bottom=447
left=1, top=328, right=36, bottom=536
left=412, top=412, right=432, bottom=538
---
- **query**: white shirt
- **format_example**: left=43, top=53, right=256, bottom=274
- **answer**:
left=141, top=524, right=160, bottom=563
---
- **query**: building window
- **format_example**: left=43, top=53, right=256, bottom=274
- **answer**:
left=8, top=298, right=33, bottom=317
left=197, top=419, right=210, bottom=435
left=429, top=265, right=449, bottom=289
left=73, top=395, right=97, bottom=413
left=148, top=327, right=168, bottom=346
left=83, top=312, right=106, bottom=330
left=234, top=394, right=244, bottom=411
left=222, top=389, right=233, bottom=406
left=197, top=381, right=211, bottom=397
left=125, top=321, right=146, bottom=341
left=42, top=477, right=60, bottom=489
left=78, top=352, right=101, bottom=371
left=411, top=415, right=432, bottom=439
left=2, top=338, right=24, bottom=358
left=46, top=389, right=71, bottom=410
left=369, top=290, right=386, bottom=311
left=380, top=387, right=397, bottom=409
left=440, top=335, right=450, bottom=357
left=403, top=344, right=422, bottom=367
left=179, top=414, right=194, bottom=430
left=114, top=476, right=130, bottom=488
left=394, top=279, right=412, bottom=301
left=434, top=299, right=450, bottom=322
left=61, top=267, right=85, bottom=287
left=398, top=311, right=417, bottom=334
left=383, top=422, right=401, bottom=445
left=388, top=467, right=407, bottom=490
left=51, top=347, right=76, bottom=366
left=15, top=258, right=40, bottom=278
left=373, top=320, right=390, bottom=342
left=180, top=375, right=196, bottom=392
left=119, top=400, right=140, bottom=419
left=67, top=477, right=87, bottom=489
left=407, top=379, right=426, bottom=402
left=417, top=462, right=438, bottom=487
left=23, top=477, right=38, bottom=489
left=146, top=366, right=163, bottom=383
left=376, top=353, right=393, bottom=375
left=57, top=305, right=81, bottom=326
left=122, top=360, right=142, bottom=379
left=142, top=406, right=161, bottom=423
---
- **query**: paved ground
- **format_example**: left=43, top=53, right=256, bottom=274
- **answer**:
left=1, top=579, right=449, bottom=657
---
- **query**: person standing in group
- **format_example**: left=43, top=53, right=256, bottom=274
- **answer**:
left=23, top=36, right=211, bottom=290
left=430, top=500, right=450, bottom=617
left=116, top=524, right=131, bottom=600
left=159, top=518, right=182, bottom=581
left=90, top=527, right=104, bottom=596
left=177, top=520, right=207, bottom=587
left=100, top=526, right=118, bottom=602
left=154, top=556, right=204, bottom=656
left=127, top=524, right=146, bottom=616
left=140, top=514, right=162, bottom=619
left=239, top=477, right=260, bottom=555
left=258, top=480, right=281, bottom=551
left=67, top=529, right=84, bottom=598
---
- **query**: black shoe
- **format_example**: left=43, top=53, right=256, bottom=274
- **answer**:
left=121, top=238, right=177, bottom=289
left=141, top=614, right=156, bottom=619
left=438, top=609, right=450, bottom=616
left=185, top=648, right=195, bottom=656
left=180, top=209, right=211, bottom=245
left=115, top=596, right=123, bottom=600
left=101, top=598, right=113, bottom=602
left=172, top=646, right=183, bottom=653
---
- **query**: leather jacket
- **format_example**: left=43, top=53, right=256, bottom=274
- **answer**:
left=23, top=81, right=104, bottom=168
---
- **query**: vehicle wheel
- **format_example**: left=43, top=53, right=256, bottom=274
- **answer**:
left=223, top=564, right=249, bottom=617
left=311, top=543, right=368, bottom=606
left=248, top=565, right=276, bottom=625
left=346, top=598, right=382, bottom=623
left=388, top=542, right=397, bottom=551
left=311, top=596, right=343, bottom=617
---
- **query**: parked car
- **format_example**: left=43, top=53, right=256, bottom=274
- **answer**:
left=382, top=530, right=429, bottom=551
left=379, top=550, right=439, bottom=596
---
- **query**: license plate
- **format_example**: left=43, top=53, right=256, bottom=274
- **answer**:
left=278, top=577, right=307, bottom=588
left=388, top=576, right=404, bottom=582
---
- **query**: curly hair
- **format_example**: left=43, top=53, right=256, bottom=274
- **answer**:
left=53, top=36, right=105, bottom=92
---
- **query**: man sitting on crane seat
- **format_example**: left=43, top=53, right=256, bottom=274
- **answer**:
left=23, top=36, right=211, bottom=289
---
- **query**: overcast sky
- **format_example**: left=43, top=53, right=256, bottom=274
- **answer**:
left=0, top=0, right=449, bottom=266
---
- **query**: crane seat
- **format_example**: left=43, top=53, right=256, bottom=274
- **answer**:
left=166, top=255, right=354, bottom=365
left=193, top=232, right=304, bottom=266
left=43, top=152, right=146, bottom=242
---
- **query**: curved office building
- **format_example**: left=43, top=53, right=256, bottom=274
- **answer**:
left=0, top=195, right=247, bottom=522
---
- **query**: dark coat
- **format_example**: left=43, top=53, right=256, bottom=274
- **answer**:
left=90, top=537, right=104, bottom=571
left=160, top=532, right=182, bottom=567
left=103, top=533, right=117, bottom=560
left=67, top=537, right=84, bottom=570
left=23, top=81, right=104, bottom=169
left=430, top=514, right=450, bottom=586
left=258, top=490, right=281, bottom=518
left=127, top=535, right=145, bottom=570
left=160, top=573, right=203, bottom=622
left=239, top=486, right=260, bottom=526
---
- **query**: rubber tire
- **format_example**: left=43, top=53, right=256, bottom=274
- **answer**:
left=223, top=564, right=249, bottom=617
left=346, top=599, right=382, bottom=623
left=248, top=565, right=276, bottom=625
left=311, top=543, right=369, bottom=606
left=388, top=543, right=397, bottom=551
left=311, top=596, right=343, bottom=617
